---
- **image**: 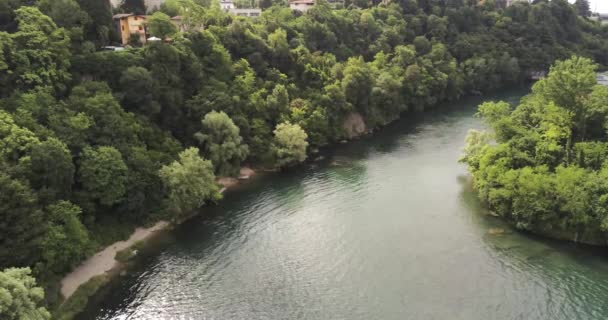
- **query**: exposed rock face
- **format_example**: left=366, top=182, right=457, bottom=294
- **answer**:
left=342, top=112, right=366, bottom=139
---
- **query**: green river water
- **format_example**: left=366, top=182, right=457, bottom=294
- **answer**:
left=79, top=89, right=608, bottom=320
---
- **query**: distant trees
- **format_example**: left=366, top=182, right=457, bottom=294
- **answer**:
left=0, top=268, right=50, bottom=320
left=575, top=0, right=591, bottom=17
left=121, top=0, right=146, bottom=15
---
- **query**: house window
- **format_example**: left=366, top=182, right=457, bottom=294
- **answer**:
left=134, top=16, right=138, bottom=20
left=139, top=26, right=143, bottom=31
left=121, top=25, right=125, bottom=31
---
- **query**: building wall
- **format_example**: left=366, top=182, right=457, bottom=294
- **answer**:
left=290, top=2, right=314, bottom=12
left=118, top=16, right=147, bottom=45
left=221, top=1, right=235, bottom=10
left=230, top=8, right=262, bottom=17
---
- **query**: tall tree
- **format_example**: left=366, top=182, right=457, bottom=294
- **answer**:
left=76, top=0, right=113, bottom=45
left=574, top=0, right=591, bottom=17
left=121, top=0, right=147, bottom=15
left=194, top=111, right=249, bottom=176
left=41, top=201, right=89, bottom=273
left=147, top=12, right=178, bottom=39
left=28, top=138, right=75, bottom=202
left=6, top=7, right=71, bottom=95
left=0, top=173, right=45, bottom=268
left=272, top=122, right=309, bottom=168
left=159, top=147, right=221, bottom=219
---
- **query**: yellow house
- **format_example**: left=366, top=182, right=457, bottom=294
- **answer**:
left=113, top=14, right=148, bottom=45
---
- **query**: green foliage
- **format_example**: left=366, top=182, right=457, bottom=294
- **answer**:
left=119, top=67, right=161, bottom=115
left=463, top=56, right=608, bottom=241
left=121, top=0, right=147, bottom=15
left=4, top=7, right=71, bottom=95
left=194, top=111, right=249, bottom=176
left=0, top=267, right=50, bottom=320
left=41, top=201, right=89, bottom=274
left=0, top=173, right=45, bottom=268
left=1, top=0, right=608, bottom=314
left=28, top=138, right=75, bottom=201
left=272, top=122, right=309, bottom=168
left=574, top=0, right=590, bottom=17
left=148, top=12, right=178, bottom=39
left=78, top=146, right=128, bottom=207
left=159, top=147, right=221, bottom=219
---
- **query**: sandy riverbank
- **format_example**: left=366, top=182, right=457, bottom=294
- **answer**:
left=59, top=167, right=257, bottom=300
left=60, top=220, right=169, bottom=299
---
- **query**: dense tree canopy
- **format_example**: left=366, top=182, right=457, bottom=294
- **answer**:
left=147, top=12, right=178, bottom=39
left=2, top=0, right=608, bottom=316
left=0, top=267, right=50, bottom=320
left=462, top=56, right=608, bottom=243
left=195, top=111, right=249, bottom=176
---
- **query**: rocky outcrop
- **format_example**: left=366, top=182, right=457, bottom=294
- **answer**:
left=342, top=112, right=367, bottom=139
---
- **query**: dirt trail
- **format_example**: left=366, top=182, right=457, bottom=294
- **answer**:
left=60, top=221, right=169, bottom=299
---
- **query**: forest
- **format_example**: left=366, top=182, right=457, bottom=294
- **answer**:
left=462, top=56, right=608, bottom=246
left=1, top=0, right=607, bottom=318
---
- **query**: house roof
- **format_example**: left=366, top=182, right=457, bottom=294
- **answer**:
left=290, top=0, right=314, bottom=4
left=113, top=13, right=133, bottom=19
left=113, top=13, right=147, bottom=19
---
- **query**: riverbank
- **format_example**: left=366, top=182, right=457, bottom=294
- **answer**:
left=60, top=220, right=170, bottom=298
left=58, top=167, right=258, bottom=307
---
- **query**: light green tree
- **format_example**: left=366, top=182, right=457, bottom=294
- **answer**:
left=0, top=267, right=50, bottom=320
left=148, top=12, right=178, bottom=39
left=10, top=7, right=71, bottom=94
left=194, top=111, right=249, bottom=176
left=159, top=147, right=221, bottom=219
left=265, top=84, right=290, bottom=120
left=272, top=122, right=309, bottom=168
left=0, top=110, right=40, bottom=163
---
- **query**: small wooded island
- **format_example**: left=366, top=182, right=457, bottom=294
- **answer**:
left=462, top=56, right=608, bottom=245
left=1, top=0, right=608, bottom=319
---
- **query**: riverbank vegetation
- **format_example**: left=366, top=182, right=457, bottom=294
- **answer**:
left=1, top=0, right=608, bottom=317
left=462, top=56, right=608, bottom=245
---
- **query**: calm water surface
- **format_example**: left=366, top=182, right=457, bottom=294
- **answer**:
left=80, top=89, right=608, bottom=320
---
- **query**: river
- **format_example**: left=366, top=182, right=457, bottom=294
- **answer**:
left=79, top=88, right=608, bottom=320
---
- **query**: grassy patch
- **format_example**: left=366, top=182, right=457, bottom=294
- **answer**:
left=52, top=274, right=109, bottom=320
left=114, top=240, right=146, bottom=263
